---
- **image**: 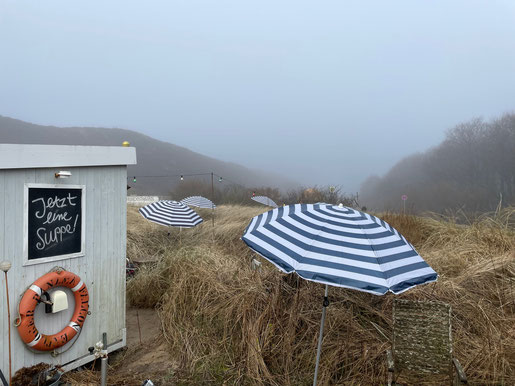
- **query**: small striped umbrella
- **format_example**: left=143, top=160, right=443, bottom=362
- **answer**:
left=180, top=195, right=216, bottom=209
left=251, top=195, right=278, bottom=208
left=139, top=200, right=203, bottom=228
left=241, top=203, right=437, bottom=385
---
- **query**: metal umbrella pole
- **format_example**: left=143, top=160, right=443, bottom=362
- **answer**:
left=1, top=261, right=12, bottom=386
left=211, top=172, right=215, bottom=228
left=313, top=284, right=329, bottom=386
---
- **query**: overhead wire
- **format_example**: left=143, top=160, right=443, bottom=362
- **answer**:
left=128, top=172, right=249, bottom=189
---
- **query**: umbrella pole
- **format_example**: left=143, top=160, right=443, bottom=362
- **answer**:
left=211, top=172, right=215, bottom=229
left=313, top=284, right=329, bottom=386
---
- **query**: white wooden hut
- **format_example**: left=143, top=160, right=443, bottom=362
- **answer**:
left=0, top=144, right=137, bottom=377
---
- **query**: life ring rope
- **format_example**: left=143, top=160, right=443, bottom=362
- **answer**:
left=16, top=270, right=89, bottom=352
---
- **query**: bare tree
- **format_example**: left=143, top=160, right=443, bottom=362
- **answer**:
left=359, top=113, right=515, bottom=213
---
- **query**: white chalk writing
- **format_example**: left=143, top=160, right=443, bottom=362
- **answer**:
left=31, top=192, right=80, bottom=251
left=32, top=193, right=77, bottom=219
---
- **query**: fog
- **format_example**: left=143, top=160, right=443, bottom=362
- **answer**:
left=1, top=1, right=514, bottom=192
left=360, top=113, right=515, bottom=212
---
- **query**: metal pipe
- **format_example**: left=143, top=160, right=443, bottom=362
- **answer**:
left=211, top=172, right=215, bottom=228
left=100, top=357, right=108, bottom=386
left=100, top=332, right=108, bottom=386
left=313, top=285, right=329, bottom=386
left=4, top=273, right=11, bottom=386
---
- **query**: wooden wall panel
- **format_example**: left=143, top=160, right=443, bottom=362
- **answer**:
left=0, top=165, right=128, bottom=375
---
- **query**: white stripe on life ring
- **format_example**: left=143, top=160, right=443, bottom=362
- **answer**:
left=27, top=333, right=41, bottom=347
left=71, top=280, right=83, bottom=292
left=68, top=322, right=81, bottom=333
left=29, top=285, right=42, bottom=297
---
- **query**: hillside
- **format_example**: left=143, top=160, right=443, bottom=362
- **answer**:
left=0, top=116, right=298, bottom=195
left=360, top=113, right=515, bottom=213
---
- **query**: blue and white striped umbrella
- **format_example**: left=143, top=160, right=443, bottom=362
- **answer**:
left=139, top=200, right=203, bottom=228
left=180, top=195, right=216, bottom=209
left=242, top=203, right=436, bottom=295
left=242, top=203, right=437, bottom=385
left=251, top=195, right=278, bottom=208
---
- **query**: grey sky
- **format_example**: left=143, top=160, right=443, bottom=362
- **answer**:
left=1, top=1, right=514, bottom=193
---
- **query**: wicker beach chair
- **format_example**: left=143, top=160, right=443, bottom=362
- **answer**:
left=387, top=299, right=467, bottom=385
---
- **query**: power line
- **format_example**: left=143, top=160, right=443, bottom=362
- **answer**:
left=128, top=171, right=249, bottom=189
left=129, top=172, right=212, bottom=178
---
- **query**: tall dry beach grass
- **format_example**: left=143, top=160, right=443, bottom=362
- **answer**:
left=126, top=206, right=515, bottom=385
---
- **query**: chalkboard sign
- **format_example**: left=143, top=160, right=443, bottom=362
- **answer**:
left=25, top=184, right=85, bottom=262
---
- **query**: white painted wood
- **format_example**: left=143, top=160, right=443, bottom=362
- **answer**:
left=0, top=160, right=131, bottom=376
left=61, top=329, right=126, bottom=372
left=0, top=144, right=136, bottom=169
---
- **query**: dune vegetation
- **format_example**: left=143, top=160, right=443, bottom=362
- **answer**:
left=126, top=205, right=515, bottom=385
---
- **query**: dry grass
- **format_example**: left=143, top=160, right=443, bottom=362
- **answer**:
left=62, top=339, right=169, bottom=386
left=127, top=206, right=515, bottom=385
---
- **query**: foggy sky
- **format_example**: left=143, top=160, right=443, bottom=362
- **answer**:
left=1, top=0, right=514, bottom=192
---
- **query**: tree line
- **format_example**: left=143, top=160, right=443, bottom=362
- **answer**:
left=170, top=179, right=359, bottom=208
left=360, top=113, right=515, bottom=213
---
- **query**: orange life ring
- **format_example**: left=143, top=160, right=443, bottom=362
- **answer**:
left=16, top=270, right=89, bottom=351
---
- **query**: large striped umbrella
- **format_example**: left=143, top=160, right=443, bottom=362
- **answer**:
left=180, top=195, right=216, bottom=209
left=139, top=200, right=203, bottom=228
left=241, top=203, right=437, bottom=385
left=251, top=195, right=278, bottom=208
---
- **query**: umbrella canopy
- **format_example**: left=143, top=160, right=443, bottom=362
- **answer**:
left=251, top=195, right=278, bottom=208
left=242, top=203, right=436, bottom=295
left=180, top=195, right=216, bottom=209
left=139, top=200, right=203, bottom=228
left=242, top=203, right=437, bottom=385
